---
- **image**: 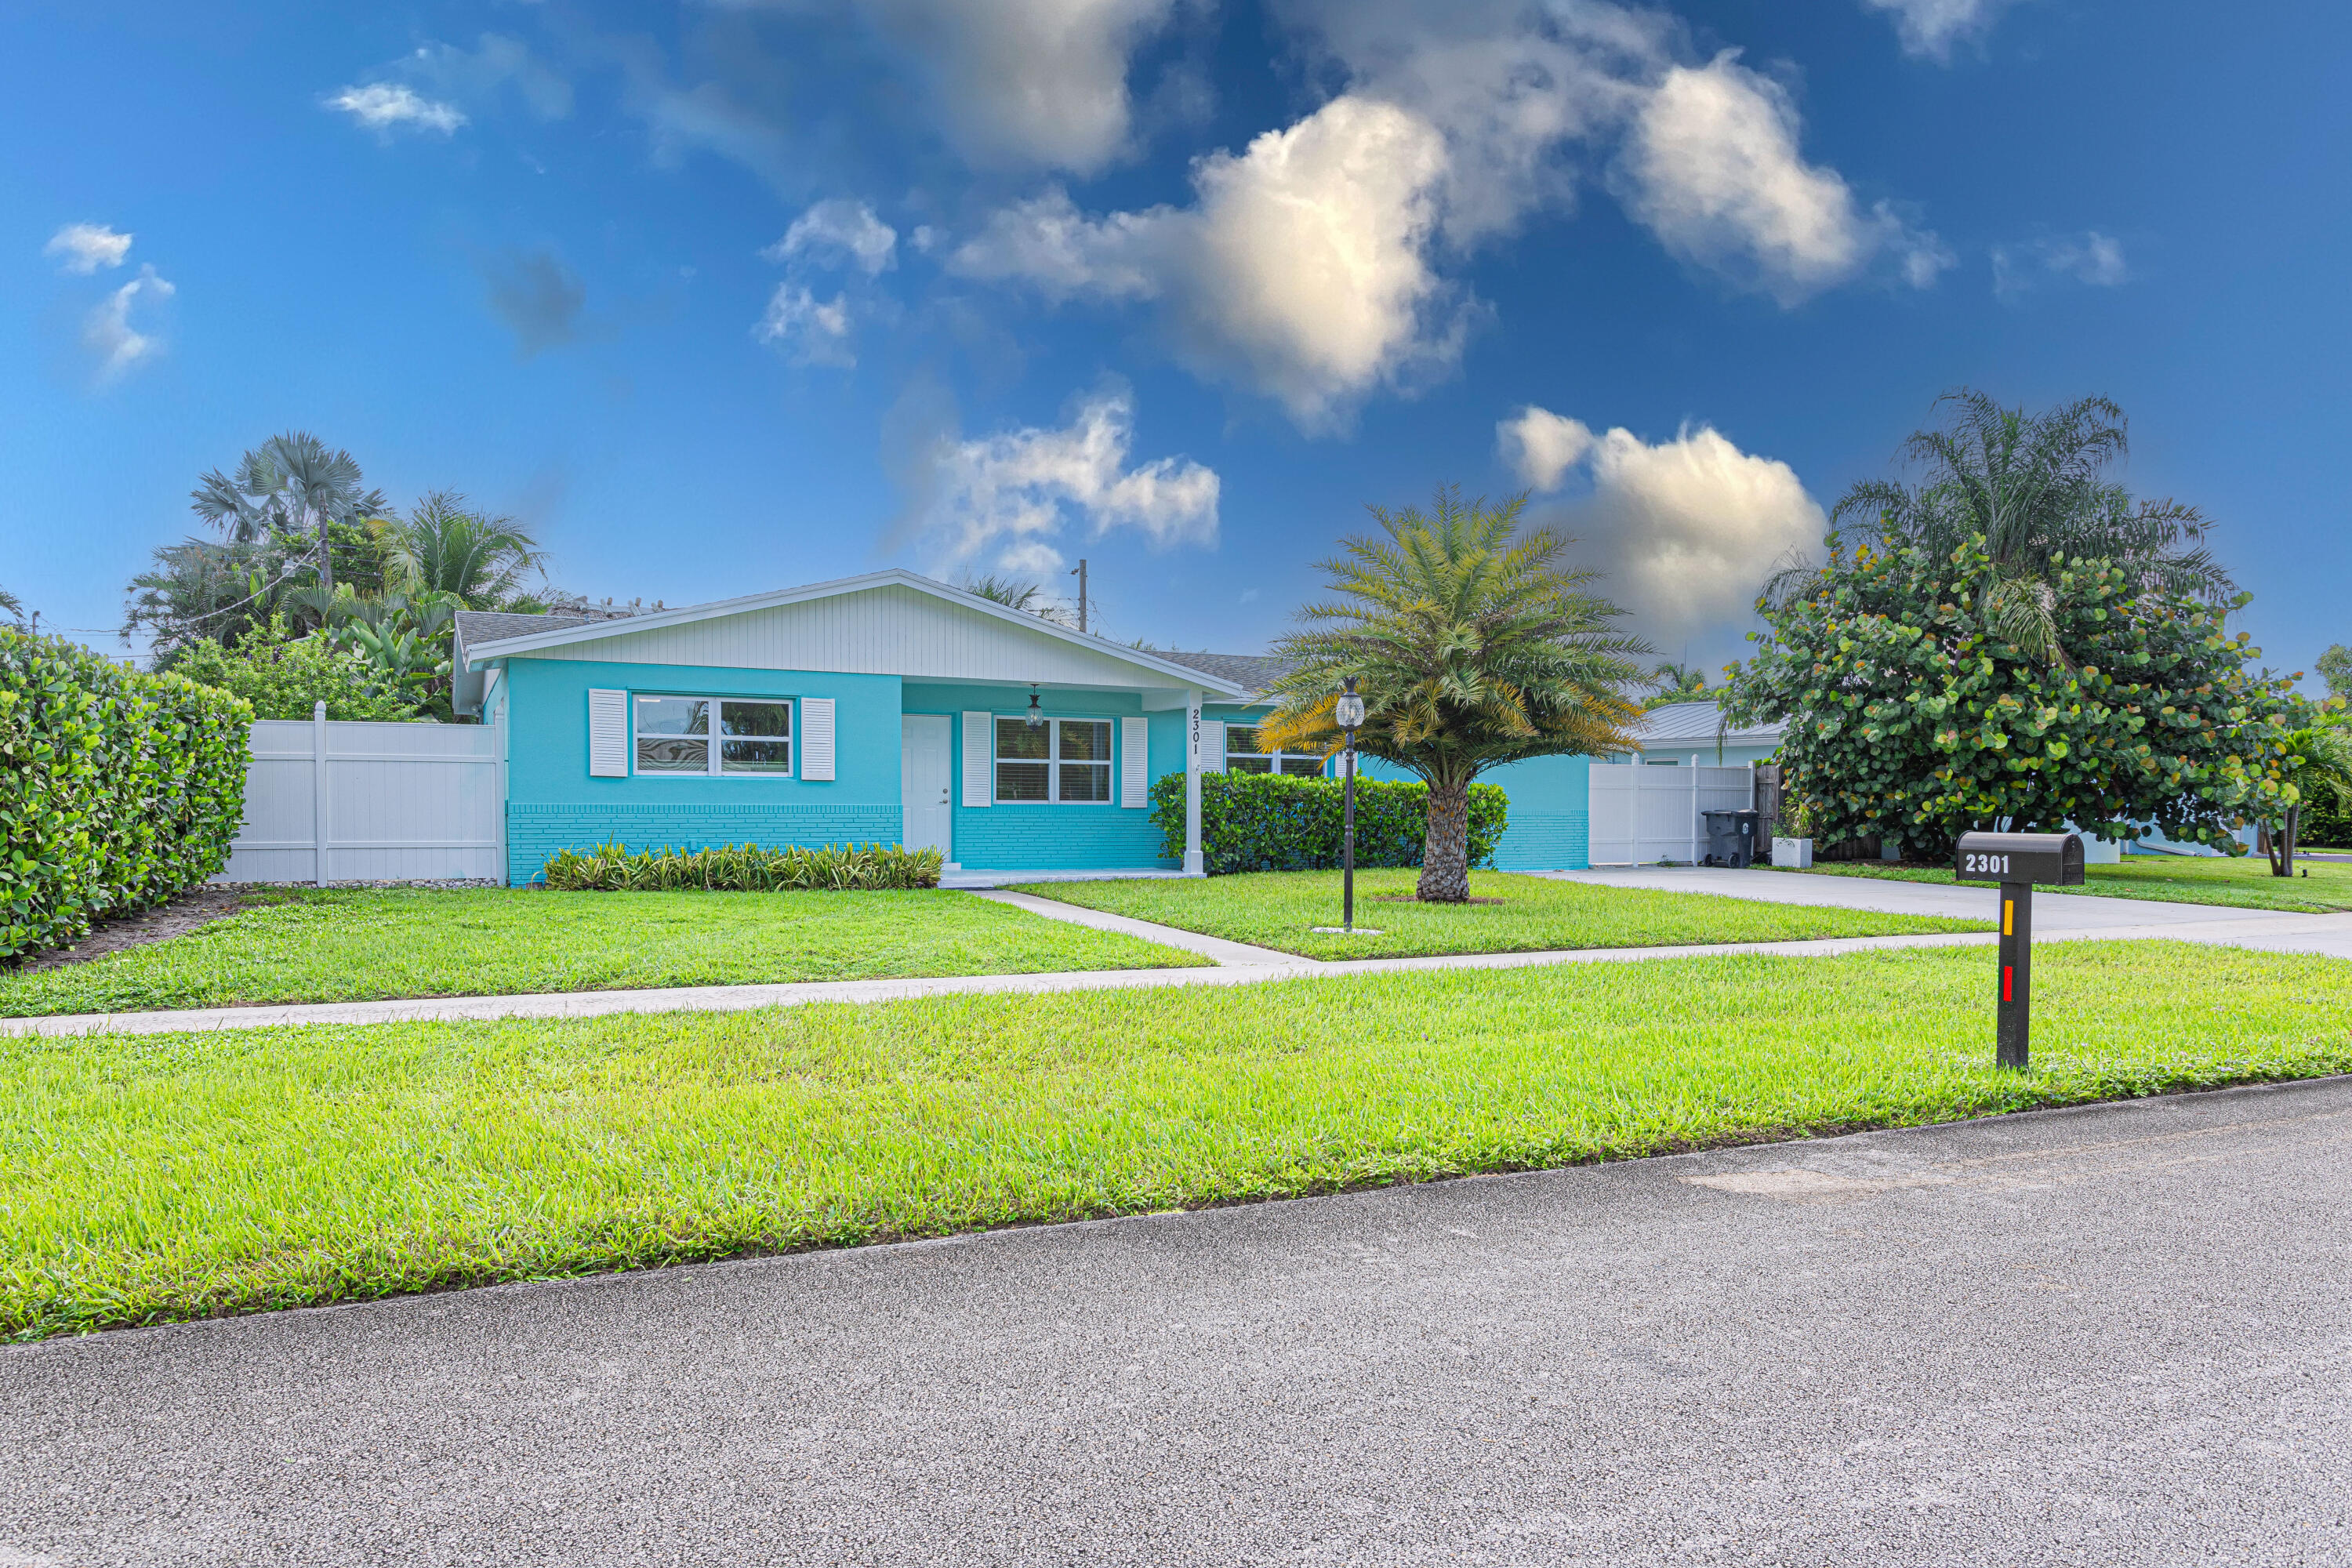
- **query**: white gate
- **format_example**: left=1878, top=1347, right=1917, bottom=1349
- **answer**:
left=1588, top=762, right=1754, bottom=866
left=216, top=703, right=505, bottom=884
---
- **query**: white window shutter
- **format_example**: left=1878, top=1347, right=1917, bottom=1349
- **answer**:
left=800, top=697, right=835, bottom=780
left=1200, top=719, right=1225, bottom=772
left=1120, top=717, right=1149, bottom=808
left=588, top=688, right=628, bottom=777
left=962, top=712, right=994, bottom=807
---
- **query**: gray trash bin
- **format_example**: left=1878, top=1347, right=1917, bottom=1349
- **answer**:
left=1701, top=808, right=1760, bottom=869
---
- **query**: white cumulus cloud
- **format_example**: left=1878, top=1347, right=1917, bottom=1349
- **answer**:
left=1497, top=405, right=1596, bottom=492
left=84, top=265, right=175, bottom=382
left=755, top=285, right=857, bottom=366
left=767, top=199, right=898, bottom=276
left=860, top=0, right=1185, bottom=173
left=1860, top=0, right=2019, bottom=60
left=45, top=223, right=132, bottom=274
left=954, top=94, right=1454, bottom=430
left=1617, top=54, right=1946, bottom=303
left=1502, top=406, right=1825, bottom=641
left=909, top=387, right=1219, bottom=574
left=325, top=82, right=468, bottom=136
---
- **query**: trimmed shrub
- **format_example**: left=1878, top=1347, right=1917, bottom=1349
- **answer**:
left=540, top=841, right=944, bottom=891
left=2, top=628, right=252, bottom=960
left=1150, top=771, right=1508, bottom=875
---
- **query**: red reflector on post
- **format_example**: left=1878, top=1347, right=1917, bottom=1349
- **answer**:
left=2002, top=966, right=2013, bottom=1003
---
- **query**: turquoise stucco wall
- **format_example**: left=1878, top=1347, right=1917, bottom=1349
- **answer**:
left=1352, top=751, right=1593, bottom=871
left=903, top=682, right=1209, bottom=870
left=503, top=656, right=905, bottom=884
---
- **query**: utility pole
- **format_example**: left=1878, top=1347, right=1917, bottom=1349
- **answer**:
left=1069, top=558, right=1088, bottom=633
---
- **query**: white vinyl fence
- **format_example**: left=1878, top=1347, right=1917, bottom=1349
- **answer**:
left=1587, top=761, right=1755, bottom=866
left=215, top=703, right=504, bottom=884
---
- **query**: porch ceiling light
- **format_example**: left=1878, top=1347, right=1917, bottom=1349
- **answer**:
left=1025, top=686, right=1046, bottom=728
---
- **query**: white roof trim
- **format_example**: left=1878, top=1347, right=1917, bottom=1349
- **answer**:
left=461, top=568, right=1250, bottom=697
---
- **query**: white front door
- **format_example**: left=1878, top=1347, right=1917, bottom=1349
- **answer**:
left=901, top=714, right=953, bottom=858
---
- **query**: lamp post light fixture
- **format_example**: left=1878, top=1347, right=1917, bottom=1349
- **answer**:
left=1334, top=677, right=1366, bottom=933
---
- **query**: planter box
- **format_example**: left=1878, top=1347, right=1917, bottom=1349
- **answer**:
left=1772, top=836, right=1813, bottom=869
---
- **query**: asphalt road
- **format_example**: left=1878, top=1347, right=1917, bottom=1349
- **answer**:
left=5, top=1078, right=2350, bottom=1567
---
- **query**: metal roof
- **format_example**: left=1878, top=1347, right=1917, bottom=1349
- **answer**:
left=1628, top=699, right=1785, bottom=749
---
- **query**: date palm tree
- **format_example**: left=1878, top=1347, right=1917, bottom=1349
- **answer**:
left=1784, top=391, right=2234, bottom=666
left=1255, top=487, right=1651, bottom=902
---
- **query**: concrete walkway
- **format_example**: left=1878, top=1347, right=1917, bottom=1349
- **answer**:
left=9, top=1077, right=2348, bottom=1565
left=6, top=875, right=2347, bottom=1040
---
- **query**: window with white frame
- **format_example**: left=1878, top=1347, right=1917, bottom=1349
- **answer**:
left=634, top=695, right=793, bottom=776
left=1224, top=724, right=1326, bottom=779
left=996, top=716, right=1112, bottom=803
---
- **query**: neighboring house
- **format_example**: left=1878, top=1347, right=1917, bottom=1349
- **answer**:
left=1605, top=699, right=1785, bottom=767
left=455, top=572, right=1277, bottom=888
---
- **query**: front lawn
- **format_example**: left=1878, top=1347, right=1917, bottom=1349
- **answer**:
left=0, top=888, right=1203, bottom=1017
left=1020, top=869, right=1983, bottom=956
left=1779, top=854, right=2352, bottom=915
left=11, top=939, right=2344, bottom=1339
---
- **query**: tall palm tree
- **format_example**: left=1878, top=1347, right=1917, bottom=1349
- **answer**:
left=393, top=492, right=546, bottom=607
left=1255, top=487, right=1651, bottom=902
left=1796, top=391, right=2233, bottom=665
left=191, top=432, right=390, bottom=593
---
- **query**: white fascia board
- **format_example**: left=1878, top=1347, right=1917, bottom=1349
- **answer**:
left=461, top=567, right=1252, bottom=698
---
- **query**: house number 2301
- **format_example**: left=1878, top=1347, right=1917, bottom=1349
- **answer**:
left=1962, top=852, right=2011, bottom=875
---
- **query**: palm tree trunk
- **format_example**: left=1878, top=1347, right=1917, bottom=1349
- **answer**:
left=1417, top=779, right=1472, bottom=902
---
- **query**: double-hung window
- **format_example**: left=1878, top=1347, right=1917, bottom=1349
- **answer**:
left=1225, top=724, right=1326, bottom=779
left=634, top=695, right=793, bottom=776
left=996, top=717, right=1112, bottom=803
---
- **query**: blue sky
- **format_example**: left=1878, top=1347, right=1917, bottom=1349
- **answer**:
left=5, top=0, right=2346, bottom=683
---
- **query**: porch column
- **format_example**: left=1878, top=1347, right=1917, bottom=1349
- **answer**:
left=1184, top=688, right=1204, bottom=875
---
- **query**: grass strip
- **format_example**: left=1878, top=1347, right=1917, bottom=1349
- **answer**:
left=1020, top=869, right=1983, bottom=956
left=4, top=940, right=2347, bottom=1339
left=0, top=888, right=1205, bottom=1017
left=1780, top=855, right=2352, bottom=914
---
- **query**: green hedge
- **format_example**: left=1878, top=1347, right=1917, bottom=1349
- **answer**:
left=541, top=841, right=944, bottom=891
left=2, top=628, right=252, bottom=960
left=1149, top=771, right=1508, bottom=875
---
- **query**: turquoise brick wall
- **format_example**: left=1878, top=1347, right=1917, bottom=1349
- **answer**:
left=508, top=804, right=904, bottom=885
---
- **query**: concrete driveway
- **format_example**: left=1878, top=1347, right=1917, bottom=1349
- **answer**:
left=5, top=1078, right=2347, bottom=1566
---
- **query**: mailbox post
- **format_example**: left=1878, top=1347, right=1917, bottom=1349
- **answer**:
left=1954, top=831, right=2085, bottom=1070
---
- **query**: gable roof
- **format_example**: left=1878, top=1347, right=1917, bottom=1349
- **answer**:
left=1149, top=648, right=1293, bottom=697
left=459, top=570, right=1253, bottom=698
left=1629, top=698, right=1785, bottom=750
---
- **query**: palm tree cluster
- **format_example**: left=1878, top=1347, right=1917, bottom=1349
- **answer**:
left=128, top=433, right=549, bottom=664
left=1256, top=488, right=1650, bottom=902
left=1788, top=390, right=2234, bottom=666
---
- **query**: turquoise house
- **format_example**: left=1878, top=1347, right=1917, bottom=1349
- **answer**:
left=452, top=570, right=1607, bottom=887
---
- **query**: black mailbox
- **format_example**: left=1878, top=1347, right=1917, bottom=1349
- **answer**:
left=1954, top=831, right=2084, bottom=887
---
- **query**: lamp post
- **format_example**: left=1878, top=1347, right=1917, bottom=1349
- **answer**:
left=1334, top=677, right=1366, bottom=933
